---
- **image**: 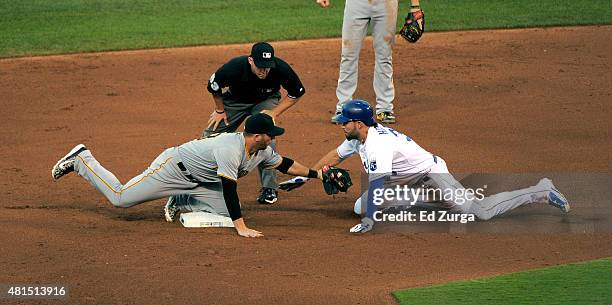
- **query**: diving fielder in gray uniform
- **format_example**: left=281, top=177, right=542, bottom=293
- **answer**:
left=51, top=114, right=322, bottom=238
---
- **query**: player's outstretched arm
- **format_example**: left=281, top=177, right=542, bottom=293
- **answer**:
left=313, top=148, right=343, bottom=170
left=276, top=147, right=345, bottom=193
left=276, top=156, right=353, bottom=194
left=288, top=160, right=322, bottom=179
left=275, top=156, right=321, bottom=192
left=275, top=156, right=322, bottom=179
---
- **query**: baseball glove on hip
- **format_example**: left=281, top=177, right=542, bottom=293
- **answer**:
left=322, top=166, right=353, bottom=195
left=400, top=9, right=425, bottom=43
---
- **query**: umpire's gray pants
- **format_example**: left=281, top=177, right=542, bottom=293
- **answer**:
left=73, top=147, right=229, bottom=216
left=336, top=0, right=398, bottom=113
left=202, top=93, right=280, bottom=190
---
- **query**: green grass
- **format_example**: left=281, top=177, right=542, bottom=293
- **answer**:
left=393, top=258, right=612, bottom=305
left=1, top=0, right=611, bottom=58
left=0, top=0, right=345, bottom=57
left=414, top=0, right=612, bottom=31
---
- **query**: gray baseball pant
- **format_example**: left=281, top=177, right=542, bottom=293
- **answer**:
left=73, top=147, right=229, bottom=216
left=336, top=0, right=398, bottom=113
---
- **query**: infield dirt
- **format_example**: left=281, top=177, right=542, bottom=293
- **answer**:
left=1, top=26, right=611, bottom=304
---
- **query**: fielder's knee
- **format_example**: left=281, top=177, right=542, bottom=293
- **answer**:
left=108, top=196, right=136, bottom=208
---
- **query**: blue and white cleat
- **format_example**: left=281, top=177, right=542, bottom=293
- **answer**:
left=538, top=178, right=570, bottom=213
left=51, top=144, right=87, bottom=180
left=548, top=191, right=570, bottom=213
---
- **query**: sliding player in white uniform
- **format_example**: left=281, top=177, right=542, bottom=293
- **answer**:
left=308, top=100, right=570, bottom=233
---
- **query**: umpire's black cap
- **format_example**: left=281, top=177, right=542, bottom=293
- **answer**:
left=250, top=42, right=276, bottom=68
left=245, top=113, right=284, bottom=137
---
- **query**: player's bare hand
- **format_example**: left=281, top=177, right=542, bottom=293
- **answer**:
left=207, top=111, right=228, bottom=131
left=237, top=227, right=264, bottom=238
left=316, top=0, right=330, bottom=8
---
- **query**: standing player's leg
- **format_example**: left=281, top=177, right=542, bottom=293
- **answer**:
left=252, top=95, right=281, bottom=204
left=371, top=0, right=398, bottom=123
left=333, top=0, right=370, bottom=123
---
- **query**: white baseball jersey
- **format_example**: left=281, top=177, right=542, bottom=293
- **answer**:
left=336, top=124, right=436, bottom=181
left=340, top=125, right=564, bottom=222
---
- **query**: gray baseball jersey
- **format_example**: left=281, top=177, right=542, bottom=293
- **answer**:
left=72, top=133, right=281, bottom=216
left=178, top=132, right=282, bottom=183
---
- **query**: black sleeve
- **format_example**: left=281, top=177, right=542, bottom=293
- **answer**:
left=275, top=157, right=295, bottom=174
left=277, top=59, right=305, bottom=99
left=207, top=58, right=240, bottom=95
left=220, top=176, right=241, bottom=221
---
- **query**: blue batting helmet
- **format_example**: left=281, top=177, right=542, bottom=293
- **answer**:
left=336, top=99, right=375, bottom=126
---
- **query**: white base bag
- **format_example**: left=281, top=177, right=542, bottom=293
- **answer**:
left=180, top=211, right=235, bottom=228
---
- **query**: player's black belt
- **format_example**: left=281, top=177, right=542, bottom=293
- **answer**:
left=177, top=162, right=200, bottom=184
left=432, top=154, right=438, bottom=164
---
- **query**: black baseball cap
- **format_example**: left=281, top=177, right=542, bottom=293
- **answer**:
left=245, top=113, right=285, bottom=137
left=250, top=42, right=276, bottom=68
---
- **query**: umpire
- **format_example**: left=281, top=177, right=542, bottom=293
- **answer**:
left=204, top=42, right=306, bottom=204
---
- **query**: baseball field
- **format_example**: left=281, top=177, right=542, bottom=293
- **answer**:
left=2, top=0, right=612, bottom=304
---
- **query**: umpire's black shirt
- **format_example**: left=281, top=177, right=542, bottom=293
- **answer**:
left=207, top=56, right=305, bottom=104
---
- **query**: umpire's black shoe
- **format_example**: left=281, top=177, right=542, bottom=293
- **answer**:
left=257, top=188, right=278, bottom=204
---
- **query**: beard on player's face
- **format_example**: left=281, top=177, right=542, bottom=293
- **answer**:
left=345, top=130, right=359, bottom=141
left=343, top=123, right=360, bottom=141
left=254, top=135, right=272, bottom=150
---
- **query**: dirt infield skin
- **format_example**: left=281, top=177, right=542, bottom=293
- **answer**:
left=1, top=26, right=611, bottom=304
